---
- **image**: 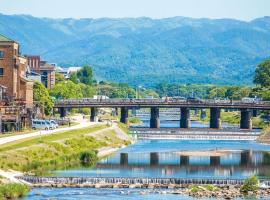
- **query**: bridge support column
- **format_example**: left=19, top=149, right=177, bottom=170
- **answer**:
left=241, top=150, right=252, bottom=165
left=150, top=152, right=159, bottom=166
left=59, top=107, right=66, bottom=118
left=240, top=109, right=252, bottom=130
left=150, top=107, right=160, bottom=128
left=120, top=153, right=128, bottom=166
left=252, top=109, right=258, bottom=117
left=180, top=156, right=189, bottom=166
left=210, top=156, right=220, bottom=166
left=200, top=109, right=206, bottom=120
left=210, top=108, right=221, bottom=129
left=120, top=107, right=129, bottom=124
left=90, top=107, right=98, bottom=122
left=180, top=108, right=190, bottom=128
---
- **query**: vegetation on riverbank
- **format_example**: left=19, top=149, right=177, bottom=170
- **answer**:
left=194, top=110, right=266, bottom=128
left=257, top=126, right=270, bottom=143
left=0, top=182, right=29, bottom=200
left=0, top=124, right=131, bottom=175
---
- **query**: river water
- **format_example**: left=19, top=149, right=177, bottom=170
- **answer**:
left=23, top=120, right=270, bottom=200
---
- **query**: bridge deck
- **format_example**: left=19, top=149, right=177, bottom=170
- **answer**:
left=54, top=99, right=270, bottom=109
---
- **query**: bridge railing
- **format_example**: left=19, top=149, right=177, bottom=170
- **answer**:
left=54, top=98, right=270, bottom=106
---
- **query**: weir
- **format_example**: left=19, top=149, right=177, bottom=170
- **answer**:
left=17, top=176, right=270, bottom=187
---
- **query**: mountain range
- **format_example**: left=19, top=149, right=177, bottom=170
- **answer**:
left=1, top=13, right=270, bottom=87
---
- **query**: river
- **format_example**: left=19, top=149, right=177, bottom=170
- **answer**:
left=23, top=120, right=270, bottom=200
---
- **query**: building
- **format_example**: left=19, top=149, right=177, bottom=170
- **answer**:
left=0, top=34, right=33, bottom=108
left=0, top=34, right=34, bottom=132
left=26, top=55, right=55, bottom=89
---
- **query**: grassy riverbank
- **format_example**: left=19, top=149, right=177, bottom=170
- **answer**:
left=0, top=183, right=29, bottom=200
left=257, top=126, right=270, bottom=143
left=0, top=124, right=131, bottom=175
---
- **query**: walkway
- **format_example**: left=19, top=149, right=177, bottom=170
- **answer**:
left=0, top=115, right=97, bottom=146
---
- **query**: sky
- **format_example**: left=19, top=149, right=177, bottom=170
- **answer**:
left=0, top=0, right=270, bottom=20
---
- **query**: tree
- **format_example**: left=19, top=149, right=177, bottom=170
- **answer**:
left=33, top=81, right=54, bottom=115
left=79, top=83, right=96, bottom=98
left=69, top=72, right=79, bottom=84
left=254, top=59, right=270, bottom=87
left=55, top=73, right=65, bottom=84
left=50, top=81, right=83, bottom=99
left=77, top=65, right=93, bottom=85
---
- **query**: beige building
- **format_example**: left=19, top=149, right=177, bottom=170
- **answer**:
left=26, top=56, right=55, bottom=89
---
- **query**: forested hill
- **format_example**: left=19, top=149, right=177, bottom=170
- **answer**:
left=1, top=13, right=270, bottom=86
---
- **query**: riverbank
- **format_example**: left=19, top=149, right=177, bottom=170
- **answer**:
left=257, top=126, right=270, bottom=144
left=0, top=122, right=132, bottom=176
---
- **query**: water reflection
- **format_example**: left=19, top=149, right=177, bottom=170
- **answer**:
left=55, top=140, right=270, bottom=179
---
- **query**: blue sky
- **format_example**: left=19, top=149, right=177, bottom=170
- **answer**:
left=0, top=0, right=269, bottom=20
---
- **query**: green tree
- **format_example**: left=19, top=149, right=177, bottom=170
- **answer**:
left=33, top=81, right=54, bottom=115
left=69, top=72, right=79, bottom=84
left=50, top=81, right=83, bottom=99
left=55, top=73, right=65, bottom=84
left=79, top=83, right=96, bottom=98
left=77, top=65, right=93, bottom=85
left=254, top=59, right=270, bottom=87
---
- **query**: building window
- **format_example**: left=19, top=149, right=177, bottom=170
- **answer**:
left=0, top=68, right=4, bottom=76
left=0, top=51, right=4, bottom=58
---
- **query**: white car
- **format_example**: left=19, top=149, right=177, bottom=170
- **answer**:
left=50, top=120, right=59, bottom=129
left=32, top=119, right=54, bottom=130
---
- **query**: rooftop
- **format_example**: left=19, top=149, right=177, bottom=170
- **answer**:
left=0, top=34, right=15, bottom=42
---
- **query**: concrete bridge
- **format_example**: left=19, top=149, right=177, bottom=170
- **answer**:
left=54, top=98, right=270, bottom=129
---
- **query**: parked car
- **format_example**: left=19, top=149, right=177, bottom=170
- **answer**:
left=50, top=120, right=59, bottom=129
left=32, top=119, right=54, bottom=130
left=187, top=97, right=203, bottom=103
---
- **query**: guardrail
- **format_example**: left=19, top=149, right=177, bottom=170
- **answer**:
left=54, top=98, right=270, bottom=109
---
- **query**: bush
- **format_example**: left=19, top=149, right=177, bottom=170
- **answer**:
left=0, top=183, right=29, bottom=199
left=240, top=176, right=259, bottom=192
left=79, top=151, right=98, bottom=166
left=189, top=185, right=199, bottom=193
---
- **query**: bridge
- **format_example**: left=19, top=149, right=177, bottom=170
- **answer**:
left=54, top=99, right=270, bottom=129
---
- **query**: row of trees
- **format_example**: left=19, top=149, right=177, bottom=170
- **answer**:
left=34, top=59, right=270, bottom=116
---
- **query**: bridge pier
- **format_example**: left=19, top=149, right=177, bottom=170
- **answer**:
left=180, top=108, right=190, bottom=128
left=150, top=152, right=159, bottom=166
left=210, top=156, right=220, bottom=166
left=240, top=109, right=252, bottom=130
left=120, top=153, right=128, bottom=166
left=240, top=150, right=252, bottom=165
left=115, top=108, right=119, bottom=116
left=210, top=108, right=221, bottom=129
left=120, top=107, right=129, bottom=124
left=90, top=107, right=98, bottom=122
left=252, top=109, right=258, bottom=117
left=180, top=156, right=189, bottom=166
left=59, top=107, right=66, bottom=118
left=200, top=109, right=206, bottom=120
left=150, top=107, right=160, bottom=128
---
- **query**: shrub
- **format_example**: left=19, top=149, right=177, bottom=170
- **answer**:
left=79, top=151, right=98, bottom=166
left=0, top=183, right=29, bottom=199
left=240, top=176, right=259, bottom=192
left=189, top=185, right=199, bottom=193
